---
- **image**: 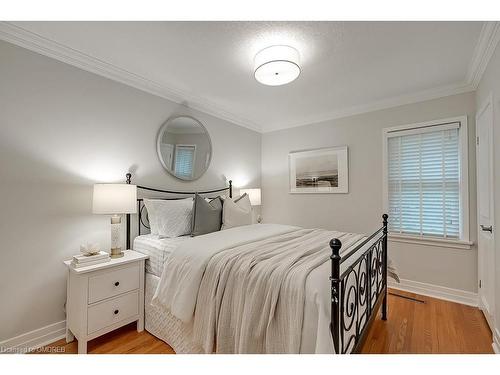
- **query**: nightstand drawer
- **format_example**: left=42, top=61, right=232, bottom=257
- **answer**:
left=88, top=264, right=140, bottom=304
left=87, top=290, right=139, bottom=334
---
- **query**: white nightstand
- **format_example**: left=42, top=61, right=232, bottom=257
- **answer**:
left=63, top=250, right=149, bottom=354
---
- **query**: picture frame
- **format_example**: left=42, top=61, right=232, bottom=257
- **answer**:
left=289, top=146, right=349, bottom=194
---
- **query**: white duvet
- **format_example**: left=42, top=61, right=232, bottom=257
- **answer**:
left=151, top=224, right=368, bottom=353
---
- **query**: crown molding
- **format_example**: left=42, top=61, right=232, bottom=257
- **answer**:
left=265, top=21, right=499, bottom=133
left=1, top=21, right=496, bottom=134
left=263, top=81, right=475, bottom=133
left=467, top=21, right=500, bottom=89
left=0, top=22, right=262, bottom=133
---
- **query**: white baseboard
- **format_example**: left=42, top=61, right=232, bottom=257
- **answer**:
left=388, top=278, right=478, bottom=307
left=493, top=329, right=500, bottom=354
left=0, top=320, right=66, bottom=354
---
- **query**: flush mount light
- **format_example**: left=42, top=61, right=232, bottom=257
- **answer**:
left=254, top=45, right=300, bottom=86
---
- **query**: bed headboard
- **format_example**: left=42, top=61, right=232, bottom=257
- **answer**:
left=125, top=173, right=232, bottom=249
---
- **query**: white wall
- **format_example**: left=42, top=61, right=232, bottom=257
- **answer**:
left=476, top=41, right=500, bottom=348
left=262, top=92, right=478, bottom=293
left=0, top=40, right=261, bottom=341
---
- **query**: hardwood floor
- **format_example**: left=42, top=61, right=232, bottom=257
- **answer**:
left=361, top=289, right=493, bottom=354
left=38, top=289, right=492, bottom=354
left=38, top=325, right=174, bottom=354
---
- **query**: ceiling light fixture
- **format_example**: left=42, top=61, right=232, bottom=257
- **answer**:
left=254, top=45, right=300, bottom=86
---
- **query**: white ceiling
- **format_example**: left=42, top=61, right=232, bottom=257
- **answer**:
left=3, top=22, right=488, bottom=132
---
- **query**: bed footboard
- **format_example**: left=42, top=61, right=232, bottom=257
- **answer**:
left=329, top=214, right=388, bottom=354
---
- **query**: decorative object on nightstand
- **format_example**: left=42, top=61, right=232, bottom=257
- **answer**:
left=71, top=250, right=110, bottom=269
left=240, top=188, right=262, bottom=223
left=79, top=243, right=100, bottom=256
left=64, top=250, right=148, bottom=354
left=92, top=183, right=137, bottom=258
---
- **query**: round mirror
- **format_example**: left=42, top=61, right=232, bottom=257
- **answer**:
left=157, top=116, right=212, bottom=181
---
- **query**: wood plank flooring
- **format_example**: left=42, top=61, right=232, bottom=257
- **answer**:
left=361, top=289, right=493, bottom=353
left=37, top=324, right=174, bottom=354
left=38, top=289, right=492, bottom=354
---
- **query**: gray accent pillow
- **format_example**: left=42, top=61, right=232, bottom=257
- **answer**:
left=191, top=193, right=223, bottom=236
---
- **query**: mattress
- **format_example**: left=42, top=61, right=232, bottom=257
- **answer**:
left=133, top=234, right=191, bottom=277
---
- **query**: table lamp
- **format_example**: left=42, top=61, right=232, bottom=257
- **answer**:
left=92, top=183, right=137, bottom=258
left=240, top=188, right=262, bottom=223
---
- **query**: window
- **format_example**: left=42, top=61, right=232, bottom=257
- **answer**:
left=383, top=117, right=470, bottom=246
left=174, top=145, right=196, bottom=179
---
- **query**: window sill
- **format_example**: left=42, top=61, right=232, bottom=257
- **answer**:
left=388, top=234, right=473, bottom=250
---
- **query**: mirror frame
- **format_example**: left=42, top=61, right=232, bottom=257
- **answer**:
left=156, top=115, right=213, bottom=181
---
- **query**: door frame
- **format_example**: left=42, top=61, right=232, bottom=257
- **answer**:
left=476, top=92, right=496, bottom=331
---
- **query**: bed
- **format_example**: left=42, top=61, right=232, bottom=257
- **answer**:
left=125, top=174, right=389, bottom=354
left=133, top=234, right=190, bottom=277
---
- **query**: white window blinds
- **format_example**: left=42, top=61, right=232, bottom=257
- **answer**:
left=387, top=122, right=461, bottom=239
left=174, top=145, right=195, bottom=179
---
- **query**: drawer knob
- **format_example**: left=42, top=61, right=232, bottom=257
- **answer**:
left=114, top=281, right=120, bottom=287
left=114, top=309, right=119, bottom=315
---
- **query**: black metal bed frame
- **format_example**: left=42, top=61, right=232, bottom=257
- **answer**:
left=124, top=173, right=387, bottom=354
left=330, top=214, right=388, bottom=353
left=125, top=173, right=232, bottom=249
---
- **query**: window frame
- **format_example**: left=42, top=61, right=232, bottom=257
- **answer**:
left=382, top=116, right=472, bottom=249
left=174, top=144, right=197, bottom=179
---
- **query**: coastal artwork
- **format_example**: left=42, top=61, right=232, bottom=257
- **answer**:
left=289, top=146, right=348, bottom=193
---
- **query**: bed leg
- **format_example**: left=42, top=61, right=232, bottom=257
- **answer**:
left=381, top=213, right=388, bottom=321
left=329, top=238, right=342, bottom=354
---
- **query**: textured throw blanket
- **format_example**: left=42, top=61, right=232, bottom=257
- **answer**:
left=152, top=224, right=299, bottom=322
left=192, top=228, right=365, bottom=353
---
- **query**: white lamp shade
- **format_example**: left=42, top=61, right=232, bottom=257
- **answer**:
left=254, top=45, right=300, bottom=86
left=240, top=188, right=261, bottom=206
left=92, top=184, right=137, bottom=214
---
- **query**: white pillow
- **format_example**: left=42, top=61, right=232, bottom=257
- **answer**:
left=221, top=193, right=252, bottom=230
left=143, top=199, right=160, bottom=235
left=143, top=198, right=193, bottom=237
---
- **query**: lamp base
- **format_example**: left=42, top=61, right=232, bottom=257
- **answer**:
left=110, top=215, right=124, bottom=258
left=110, top=248, right=124, bottom=258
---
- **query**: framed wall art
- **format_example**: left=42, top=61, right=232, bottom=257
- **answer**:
left=289, top=146, right=349, bottom=194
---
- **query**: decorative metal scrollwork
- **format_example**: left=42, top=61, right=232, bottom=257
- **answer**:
left=336, top=234, right=387, bottom=354
left=139, top=202, right=151, bottom=230
left=330, top=214, right=388, bottom=354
